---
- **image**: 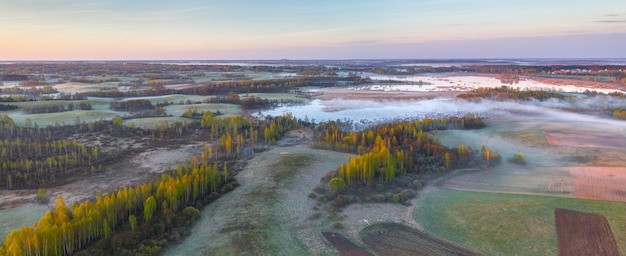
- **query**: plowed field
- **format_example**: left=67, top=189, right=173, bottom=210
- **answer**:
left=360, top=222, right=479, bottom=256
left=555, top=208, right=619, bottom=256
left=321, top=232, right=373, bottom=256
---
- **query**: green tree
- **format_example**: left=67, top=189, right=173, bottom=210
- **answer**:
left=144, top=196, right=157, bottom=222
left=128, top=215, right=137, bottom=233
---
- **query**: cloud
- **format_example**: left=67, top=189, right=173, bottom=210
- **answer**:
left=595, top=20, right=626, bottom=23
left=344, top=40, right=381, bottom=45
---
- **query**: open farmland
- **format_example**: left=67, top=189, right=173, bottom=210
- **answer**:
left=569, top=167, right=626, bottom=202
left=413, top=188, right=626, bottom=256
left=360, top=222, right=478, bottom=256
left=438, top=166, right=573, bottom=197
left=555, top=208, right=619, bottom=256
left=543, top=130, right=626, bottom=150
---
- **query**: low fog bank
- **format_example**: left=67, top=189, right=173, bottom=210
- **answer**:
left=259, top=96, right=626, bottom=131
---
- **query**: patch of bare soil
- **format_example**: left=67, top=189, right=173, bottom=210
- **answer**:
left=360, top=222, right=479, bottom=256
left=543, top=130, right=626, bottom=150
left=555, top=208, right=620, bottom=256
left=321, top=231, right=373, bottom=256
left=569, top=167, right=626, bottom=202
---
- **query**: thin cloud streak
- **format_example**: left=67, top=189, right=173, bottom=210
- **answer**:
left=595, top=20, right=626, bottom=23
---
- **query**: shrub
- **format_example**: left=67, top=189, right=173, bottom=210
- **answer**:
left=36, top=188, right=49, bottom=204
left=372, top=194, right=386, bottom=202
left=508, top=152, right=526, bottom=165
left=328, top=177, right=346, bottom=193
left=182, top=206, right=201, bottom=223
left=330, top=194, right=349, bottom=207
left=332, top=222, right=345, bottom=229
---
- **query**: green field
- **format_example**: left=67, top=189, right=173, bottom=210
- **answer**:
left=413, top=188, right=626, bottom=256
left=7, top=110, right=124, bottom=127
left=163, top=103, right=241, bottom=117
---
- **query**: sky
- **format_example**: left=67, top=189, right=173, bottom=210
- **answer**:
left=1, top=0, right=625, bottom=60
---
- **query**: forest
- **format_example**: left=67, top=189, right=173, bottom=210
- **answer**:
left=0, top=112, right=304, bottom=255
left=311, top=114, right=500, bottom=206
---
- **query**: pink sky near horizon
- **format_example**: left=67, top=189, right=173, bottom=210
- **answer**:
left=1, top=0, right=625, bottom=60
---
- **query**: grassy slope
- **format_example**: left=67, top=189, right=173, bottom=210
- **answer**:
left=413, top=188, right=626, bottom=256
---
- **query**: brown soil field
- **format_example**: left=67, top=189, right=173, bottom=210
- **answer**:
left=569, top=167, right=626, bottom=202
left=543, top=130, right=626, bottom=150
left=360, top=222, right=479, bottom=256
left=321, top=232, right=373, bottom=256
left=555, top=208, right=620, bottom=256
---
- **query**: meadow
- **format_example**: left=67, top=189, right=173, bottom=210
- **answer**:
left=413, top=188, right=626, bottom=256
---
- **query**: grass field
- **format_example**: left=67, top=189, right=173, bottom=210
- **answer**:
left=413, top=188, right=626, bottom=256
left=163, top=103, right=241, bottom=117
left=7, top=109, right=124, bottom=127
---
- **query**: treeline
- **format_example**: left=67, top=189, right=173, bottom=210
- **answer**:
left=613, top=109, right=626, bottom=120
left=24, top=102, right=93, bottom=114
left=1, top=86, right=57, bottom=95
left=19, top=80, right=50, bottom=87
left=0, top=113, right=303, bottom=255
left=109, top=99, right=153, bottom=112
left=205, top=92, right=300, bottom=110
left=0, top=104, right=18, bottom=111
left=70, top=77, right=121, bottom=84
left=457, top=86, right=570, bottom=101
